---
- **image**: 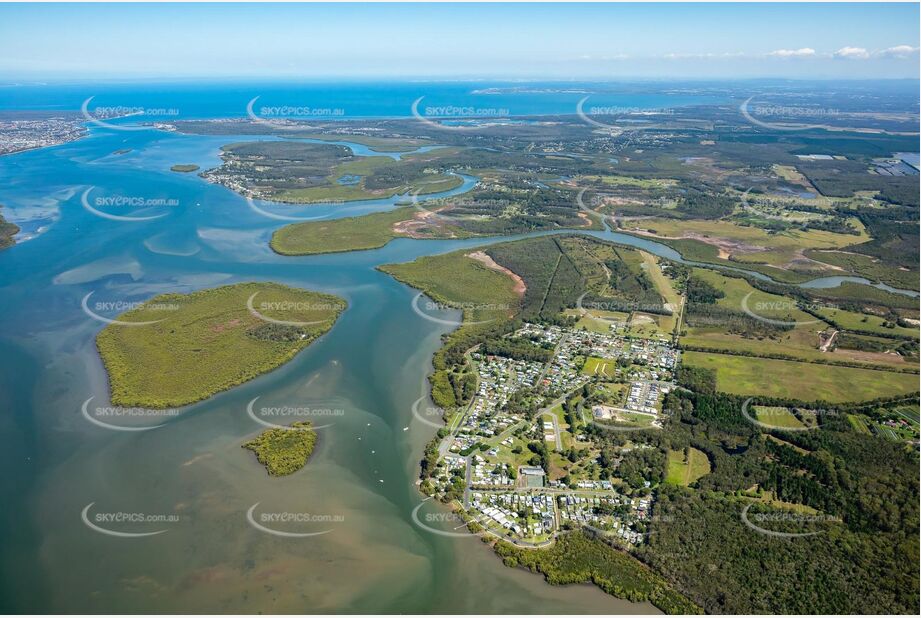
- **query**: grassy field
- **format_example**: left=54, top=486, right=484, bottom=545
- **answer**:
left=580, top=174, right=679, bottom=189
left=242, top=421, right=317, bottom=476
left=665, top=448, right=710, bottom=486
left=753, top=406, right=808, bottom=430
left=682, top=351, right=919, bottom=402
left=96, top=282, right=345, bottom=408
left=680, top=328, right=910, bottom=368
left=816, top=307, right=919, bottom=339
left=625, top=217, right=869, bottom=277
left=569, top=308, right=630, bottom=334
left=582, top=356, right=617, bottom=378
left=640, top=250, right=682, bottom=310
left=629, top=312, right=675, bottom=339
left=677, top=268, right=870, bottom=364
left=691, top=268, right=821, bottom=322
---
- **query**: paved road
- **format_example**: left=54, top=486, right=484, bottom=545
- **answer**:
left=463, top=456, right=472, bottom=507
left=436, top=345, right=481, bottom=459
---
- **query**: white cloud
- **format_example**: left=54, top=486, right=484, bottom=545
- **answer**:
left=833, top=46, right=870, bottom=60
left=877, top=45, right=919, bottom=58
left=767, top=48, right=816, bottom=58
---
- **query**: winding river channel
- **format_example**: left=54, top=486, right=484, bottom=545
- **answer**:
left=0, top=124, right=913, bottom=612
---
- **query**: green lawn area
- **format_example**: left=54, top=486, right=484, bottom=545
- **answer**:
left=691, top=268, right=820, bottom=322
left=629, top=312, right=674, bottom=339
left=570, top=308, right=629, bottom=334
left=682, top=351, right=920, bottom=403
left=753, top=406, right=807, bottom=430
left=96, top=282, right=345, bottom=408
left=607, top=411, right=657, bottom=428
left=639, top=250, right=682, bottom=310
left=582, top=356, right=617, bottom=378
left=626, top=217, right=869, bottom=272
left=680, top=326, right=915, bottom=367
left=665, top=448, right=710, bottom=486
left=597, top=382, right=627, bottom=405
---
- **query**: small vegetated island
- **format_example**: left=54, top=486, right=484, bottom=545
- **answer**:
left=242, top=421, right=317, bottom=476
left=170, top=163, right=199, bottom=173
left=95, top=282, right=345, bottom=408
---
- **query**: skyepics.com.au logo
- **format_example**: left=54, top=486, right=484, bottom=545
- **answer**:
left=739, top=97, right=839, bottom=132
left=576, top=96, right=673, bottom=130
left=575, top=187, right=601, bottom=219
left=246, top=292, right=342, bottom=327
left=81, top=97, right=179, bottom=131
left=246, top=96, right=345, bottom=130
left=740, top=398, right=838, bottom=432
left=245, top=196, right=335, bottom=221
left=740, top=503, right=841, bottom=538
left=409, top=187, right=504, bottom=224
left=81, top=502, right=179, bottom=537
left=81, top=187, right=180, bottom=222
left=81, top=291, right=180, bottom=327
left=411, top=293, right=511, bottom=327
left=411, top=394, right=446, bottom=429
left=246, top=396, right=343, bottom=430
left=576, top=292, right=666, bottom=315
left=81, top=397, right=181, bottom=432
left=245, top=503, right=342, bottom=538
left=739, top=292, right=825, bottom=328
left=410, top=497, right=489, bottom=538
left=411, top=97, right=511, bottom=131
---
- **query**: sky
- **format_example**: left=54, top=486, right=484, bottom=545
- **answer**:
left=0, top=2, right=919, bottom=80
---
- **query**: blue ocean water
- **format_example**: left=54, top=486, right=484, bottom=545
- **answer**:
left=0, top=80, right=727, bottom=119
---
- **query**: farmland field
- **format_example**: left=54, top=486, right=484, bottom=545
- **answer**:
left=682, top=351, right=919, bottom=402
